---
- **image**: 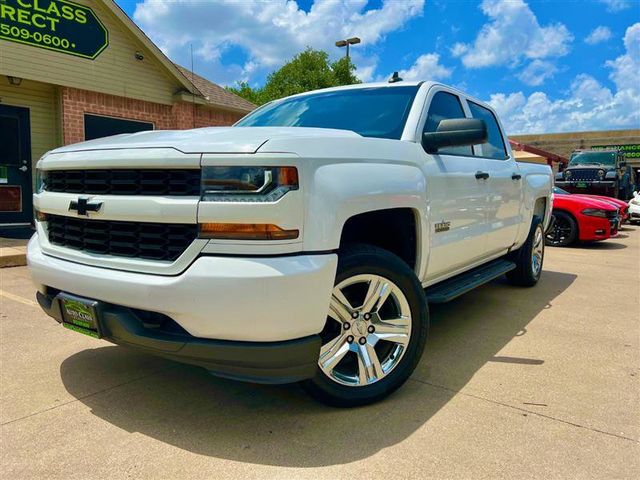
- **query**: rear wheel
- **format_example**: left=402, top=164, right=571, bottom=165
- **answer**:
left=545, top=210, right=577, bottom=247
left=302, top=244, right=428, bottom=407
left=506, top=215, right=545, bottom=287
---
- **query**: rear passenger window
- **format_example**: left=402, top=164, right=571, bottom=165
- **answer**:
left=468, top=101, right=508, bottom=160
left=423, top=92, right=472, bottom=156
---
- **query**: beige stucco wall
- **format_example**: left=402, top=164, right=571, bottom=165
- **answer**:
left=0, top=0, right=179, bottom=105
left=0, top=78, right=58, bottom=165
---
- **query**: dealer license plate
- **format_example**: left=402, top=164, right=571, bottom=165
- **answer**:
left=60, top=294, right=101, bottom=338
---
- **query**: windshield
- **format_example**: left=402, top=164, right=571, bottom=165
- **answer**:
left=235, top=86, right=420, bottom=140
left=553, top=186, right=570, bottom=195
left=569, top=151, right=616, bottom=166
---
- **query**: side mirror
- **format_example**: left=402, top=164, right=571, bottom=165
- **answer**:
left=422, top=118, right=488, bottom=154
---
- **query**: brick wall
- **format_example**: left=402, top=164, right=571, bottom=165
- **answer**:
left=61, top=87, right=244, bottom=145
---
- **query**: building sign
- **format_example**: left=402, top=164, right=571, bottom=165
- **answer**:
left=592, top=144, right=640, bottom=161
left=0, top=0, right=108, bottom=59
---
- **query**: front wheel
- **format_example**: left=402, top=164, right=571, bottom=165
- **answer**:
left=302, top=244, right=428, bottom=407
left=545, top=210, right=577, bottom=247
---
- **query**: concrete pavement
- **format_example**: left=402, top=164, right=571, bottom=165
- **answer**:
left=1, top=228, right=638, bottom=479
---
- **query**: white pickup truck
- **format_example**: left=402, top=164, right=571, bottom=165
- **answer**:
left=28, top=81, right=553, bottom=406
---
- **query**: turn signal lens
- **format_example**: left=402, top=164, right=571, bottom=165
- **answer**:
left=199, top=223, right=299, bottom=240
left=34, top=210, right=47, bottom=222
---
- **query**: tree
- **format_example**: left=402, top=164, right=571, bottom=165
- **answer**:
left=226, top=48, right=361, bottom=106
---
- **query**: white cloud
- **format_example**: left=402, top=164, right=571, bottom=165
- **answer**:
left=585, top=26, right=613, bottom=45
left=133, top=0, right=424, bottom=85
left=516, top=59, right=557, bottom=86
left=397, top=53, right=452, bottom=81
left=606, top=22, right=640, bottom=91
left=599, top=0, right=632, bottom=12
left=455, top=0, right=573, bottom=69
left=489, top=23, right=640, bottom=134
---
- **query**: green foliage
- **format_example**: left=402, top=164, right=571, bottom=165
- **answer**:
left=226, top=48, right=361, bottom=106
left=225, top=82, right=264, bottom=105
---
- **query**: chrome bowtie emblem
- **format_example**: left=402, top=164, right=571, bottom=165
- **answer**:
left=69, top=197, right=103, bottom=216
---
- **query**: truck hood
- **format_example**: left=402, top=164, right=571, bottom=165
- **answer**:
left=48, top=126, right=361, bottom=155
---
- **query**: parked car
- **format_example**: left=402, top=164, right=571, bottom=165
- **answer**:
left=554, top=149, right=632, bottom=200
left=629, top=192, right=640, bottom=225
left=546, top=187, right=620, bottom=247
left=28, top=81, right=553, bottom=406
left=553, top=187, right=629, bottom=223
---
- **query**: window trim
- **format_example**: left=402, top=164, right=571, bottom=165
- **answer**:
left=415, top=86, right=482, bottom=158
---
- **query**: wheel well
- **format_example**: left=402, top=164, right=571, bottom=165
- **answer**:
left=534, top=197, right=547, bottom=223
left=339, top=208, right=418, bottom=270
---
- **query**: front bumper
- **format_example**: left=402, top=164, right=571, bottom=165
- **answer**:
left=555, top=180, right=616, bottom=194
left=577, top=214, right=618, bottom=241
left=28, top=236, right=337, bottom=342
left=36, top=290, right=321, bottom=384
left=28, top=236, right=338, bottom=382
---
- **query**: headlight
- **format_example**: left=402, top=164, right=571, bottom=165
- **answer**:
left=35, top=169, right=45, bottom=194
left=597, top=169, right=605, bottom=178
left=581, top=208, right=608, bottom=218
left=201, top=166, right=298, bottom=202
left=564, top=170, right=572, bottom=179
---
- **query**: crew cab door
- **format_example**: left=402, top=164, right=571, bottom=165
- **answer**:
left=418, top=90, right=490, bottom=280
left=465, top=100, right=523, bottom=253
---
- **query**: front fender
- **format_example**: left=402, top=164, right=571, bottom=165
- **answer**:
left=302, top=162, right=427, bottom=252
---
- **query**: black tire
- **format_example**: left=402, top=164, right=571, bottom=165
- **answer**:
left=506, top=215, right=545, bottom=287
left=545, top=210, right=577, bottom=247
left=302, top=244, right=429, bottom=407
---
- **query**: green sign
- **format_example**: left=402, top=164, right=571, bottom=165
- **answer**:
left=0, top=0, right=108, bottom=59
left=592, top=144, right=640, bottom=160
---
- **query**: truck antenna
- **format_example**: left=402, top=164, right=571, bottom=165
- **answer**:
left=388, top=71, right=403, bottom=83
left=190, top=43, right=196, bottom=128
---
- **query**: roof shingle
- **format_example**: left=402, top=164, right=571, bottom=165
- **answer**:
left=175, top=64, right=256, bottom=113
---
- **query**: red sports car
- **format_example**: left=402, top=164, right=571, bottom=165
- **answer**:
left=546, top=187, right=620, bottom=247
left=568, top=192, right=629, bottom=223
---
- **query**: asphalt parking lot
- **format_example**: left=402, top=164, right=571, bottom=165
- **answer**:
left=1, top=229, right=638, bottom=479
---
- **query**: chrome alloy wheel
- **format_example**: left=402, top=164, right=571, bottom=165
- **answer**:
left=531, top=223, right=544, bottom=277
left=318, top=274, right=412, bottom=387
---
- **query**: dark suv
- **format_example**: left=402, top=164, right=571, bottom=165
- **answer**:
left=555, top=149, right=632, bottom=199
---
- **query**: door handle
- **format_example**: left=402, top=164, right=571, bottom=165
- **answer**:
left=475, top=171, right=490, bottom=180
left=19, top=165, right=28, bottom=172
left=511, top=173, right=522, bottom=180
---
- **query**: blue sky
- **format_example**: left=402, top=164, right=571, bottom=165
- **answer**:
left=115, top=0, right=640, bottom=134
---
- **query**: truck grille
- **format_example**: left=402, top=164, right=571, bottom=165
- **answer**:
left=44, top=169, right=201, bottom=196
left=46, top=215, right=198, bottom=261
left=565, top=168, right=601, bottom=181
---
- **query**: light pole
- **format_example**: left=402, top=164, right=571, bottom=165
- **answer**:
left=335, top=37, right=361, bottom=58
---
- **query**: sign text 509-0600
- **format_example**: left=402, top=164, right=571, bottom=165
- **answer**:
left=0, top=0, right=108, bottom=59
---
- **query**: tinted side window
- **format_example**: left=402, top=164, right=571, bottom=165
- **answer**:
left=468, top=101, right=507, bottom=160
left=423, top=91, right=472, bottom=156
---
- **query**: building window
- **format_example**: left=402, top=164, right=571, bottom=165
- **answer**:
left=84, top=114, right=153, bottom=141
